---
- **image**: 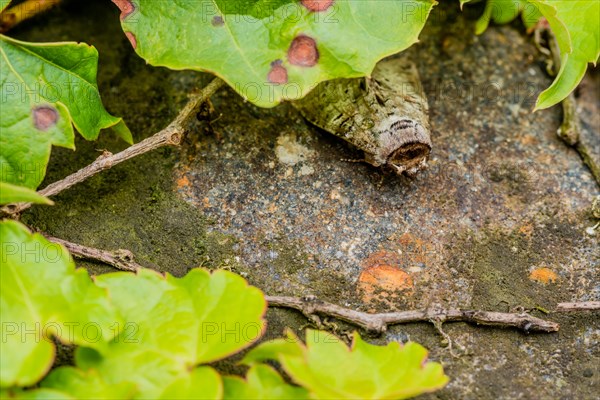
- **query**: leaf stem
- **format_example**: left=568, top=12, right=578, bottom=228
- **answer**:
left=2, top=77, right=225, bottom=216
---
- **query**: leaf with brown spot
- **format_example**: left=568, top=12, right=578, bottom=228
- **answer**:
left=0, top=35, right=132, bottom=189
left=115, top=0, right=437, bottom=107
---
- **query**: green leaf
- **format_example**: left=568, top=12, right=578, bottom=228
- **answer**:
left=41, top=369, right=136, bottom=400
left=223, top=365, right=309, bottom=400
left=473, top=0, right=542, bottom=34
left=0, top=35, right=132, bottom=189
left=45, top=268, right=265, bottom=399
left=114, top=0, right=436, bottom=107
left=159, top=367, right=223, bottom=400
left=0, top=389, right=73, bottom=400
left=530, top=0, right=600, bottom=109
left=241, top=337, right=303, bottom=366
left=1, top=1, right=11, bottom=13
left=0, top=220, right=120, bottom=388
left=244, top=329, right=448, bottom=400
left=0, top=181, right=53, bottom=205
left=464, top=0, right=599, bottom=109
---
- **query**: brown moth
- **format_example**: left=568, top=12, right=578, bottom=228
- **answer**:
left=293, top=57, right=432, bottom=176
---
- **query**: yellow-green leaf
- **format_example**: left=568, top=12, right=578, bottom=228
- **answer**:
left=0, top=181, right=53, bottom=205
left=223, top=365, right=308, bottom=400
left=44, top=269, right=265, bottom=399
left=243, top=329, right=449, bottom=399
left=0, top=221, right=121, bottom=387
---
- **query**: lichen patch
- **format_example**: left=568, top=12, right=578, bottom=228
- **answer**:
left=275, top=133, right=314, bottom=165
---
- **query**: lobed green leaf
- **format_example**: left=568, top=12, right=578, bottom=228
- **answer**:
left=0, top=221, right=120, bottom=388
left=113, top=0, right=436, bottom=107
left=44, top=268, right=266, bottom=399
left=243, top=329, right=449, bottom=399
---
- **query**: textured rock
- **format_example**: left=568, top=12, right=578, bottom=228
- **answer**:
left=20, top=1, right=599, bottom=398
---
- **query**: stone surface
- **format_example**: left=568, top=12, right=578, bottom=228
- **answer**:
left=18, top=1, right=599, bottom=399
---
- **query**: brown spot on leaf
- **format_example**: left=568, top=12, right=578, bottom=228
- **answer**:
left=125, top=32, right=137, bottom=49
left=111, top=0, right=135, bottom=20
left=212, top=16, right=224, bottom=26
left=268, top=60, right=288, bottom=84
left=32, top=106, right=58, bottom=131
left=301, top=0, right=334, bottom=12
left=529, top=267, right=557, bottom=285
left=288, top=35, right=319, bottom=67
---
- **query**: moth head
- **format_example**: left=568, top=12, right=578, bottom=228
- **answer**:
left=377, top=117, right=432, bottom=176
left=387, top=141, right=431, bottom=175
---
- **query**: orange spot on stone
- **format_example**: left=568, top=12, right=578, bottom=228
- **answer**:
left=529, top=268, right=557, bottom=285
left=268, top=60, right=288, bottom=84
left=125, top=32, right=137, bottom=49
left=111, top=0, right=135, bottom=20
left=288, top=35, right=319, bottom=67
left=358, top=250, right=413, bottom=305
left=176, top=175, right=190, bottom=190
left=518, top=224, right=534, bottom=237
left=301, top=0, right=334, bottom=12
left=32, top=106, right=58, bottom=131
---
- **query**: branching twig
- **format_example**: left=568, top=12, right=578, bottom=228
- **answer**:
left=264, top=296, right=560, bottom=333
left=0, top=0, right=61, bottom=33
left=44, top=234, right=142, bottom=272
left=3, top=77, right=225, bottom=216
left=556, top=301, right=600, bottom=312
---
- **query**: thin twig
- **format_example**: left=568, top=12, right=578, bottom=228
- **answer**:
left=44, top=234, right=142, bottom=272
left=264, top=296, right=560, bottom=333
left=431, top=319, right=463, bottom=358
left=2, top=77, right=225, bottom=216
left=0, top=0, right=61, bottom=33
left=555, top=301, right=600, bottom=312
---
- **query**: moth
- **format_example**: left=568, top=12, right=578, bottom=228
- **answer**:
left=293, top=57, right=432, bottom=176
